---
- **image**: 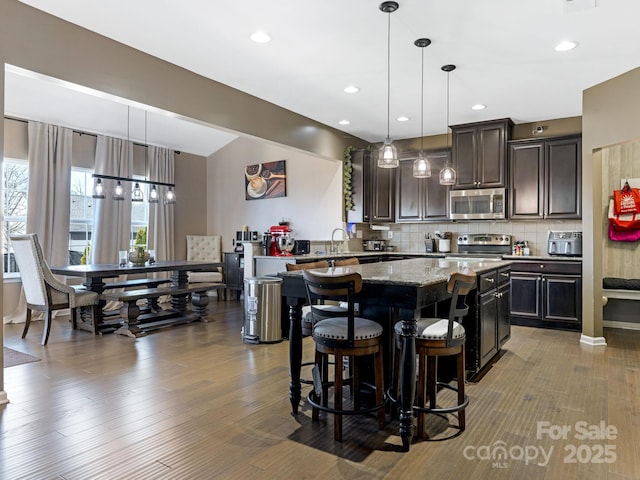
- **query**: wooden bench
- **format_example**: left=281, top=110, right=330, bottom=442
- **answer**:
left=603, top=277, right=640, bottom=303
left=103, top=278, right=172, bottom=290
left=101, top=282, right=222, bottom=337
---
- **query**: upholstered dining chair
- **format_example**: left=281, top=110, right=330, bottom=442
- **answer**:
left=186, top=234, right=225, bottom=300
left=391, top=268, right=477, bottom=439
left=10, top=233, right=100, bottom=345
left=303, top=268, right=386, bottom=442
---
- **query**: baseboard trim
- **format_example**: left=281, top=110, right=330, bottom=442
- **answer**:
left=603, top=320, right=640, bottom=331
left=0, top=390, right=9, bottom=405
left=579, top=334, right=607, bottom=347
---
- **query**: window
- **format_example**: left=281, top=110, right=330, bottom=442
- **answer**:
left=2, top=159, right=29, bottom=275
left=130, top=178, right=150, bottom=247
left=69, top=168, right=95, bottom=264
left=69, top=168, right=149, bottom=264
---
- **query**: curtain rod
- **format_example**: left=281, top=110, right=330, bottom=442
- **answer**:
left=4, top=115, right=180, bottom=153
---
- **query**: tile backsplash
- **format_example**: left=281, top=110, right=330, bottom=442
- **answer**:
left=357, top=220, right=583, bottom=256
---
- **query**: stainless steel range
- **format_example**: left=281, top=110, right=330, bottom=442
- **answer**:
left=445, top=233, right=512, bottom=261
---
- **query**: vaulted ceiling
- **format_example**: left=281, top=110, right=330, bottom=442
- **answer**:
left=7, top=0, right=640, bottom=156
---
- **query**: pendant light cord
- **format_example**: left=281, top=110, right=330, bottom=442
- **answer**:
left=386, top=11, right=391, bottom=140
left=420, top=47, right=424, bottom=152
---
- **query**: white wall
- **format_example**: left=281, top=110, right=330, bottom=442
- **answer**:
left=208, top=137, right=343, bottom=252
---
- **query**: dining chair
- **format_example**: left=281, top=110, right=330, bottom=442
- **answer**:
left=10, top=233, right=100, bottom=345
left=186, top=234, right=226, bottom=300
left=303, top=268, right=386, bottom=442
left=391, top=268, right=476, bottom=439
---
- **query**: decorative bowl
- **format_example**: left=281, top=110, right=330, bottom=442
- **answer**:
left=128, top=249, right=151, bottom=266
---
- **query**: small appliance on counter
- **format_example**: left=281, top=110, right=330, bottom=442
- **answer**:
left=363, top=239, right=386, bottom=251
left=547, top=231, right=582, bottom=256
left=292, top=240, right=310, bottom=255
left=424, top=233, right=436, bottom=253
left=268, top=224, right=295, bottom=256
left=236, top=230, right=259, bottom=242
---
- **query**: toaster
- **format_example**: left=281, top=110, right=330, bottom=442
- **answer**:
left=547, top=231, right=582, bottom=256
left=363, top=240, right=386, bottom=251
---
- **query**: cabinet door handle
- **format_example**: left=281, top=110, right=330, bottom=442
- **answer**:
left=500, top=272, right=509, bottom=278
left=485, top=277, right=495, bottom=283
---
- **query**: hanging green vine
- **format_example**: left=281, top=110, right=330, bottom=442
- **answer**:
left=343, top=145, right=355, bottom=212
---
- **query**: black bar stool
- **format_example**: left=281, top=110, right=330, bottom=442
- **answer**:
left=303, top=268, right=386, bottom=442
left=391, top=269, right=476, bottom=439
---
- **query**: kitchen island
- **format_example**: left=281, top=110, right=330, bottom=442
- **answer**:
left=278, top=256, right=511, bottom=450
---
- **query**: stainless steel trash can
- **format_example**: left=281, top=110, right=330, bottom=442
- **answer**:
left=243, top=276, right=283, bottom=344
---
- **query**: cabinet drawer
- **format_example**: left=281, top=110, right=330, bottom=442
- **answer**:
left=478, top=270, right=498, bottom=293
left=510, top=261, right=581, bottom=275
left=497, top=267, right=510, bottom=286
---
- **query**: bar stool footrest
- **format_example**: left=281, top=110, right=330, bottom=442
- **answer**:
left=413, top=381, right=469, bottom=414
left=307, top=382, right=386, bottom=416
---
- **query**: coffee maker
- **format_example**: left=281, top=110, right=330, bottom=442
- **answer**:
left=269, top=225, right=295, bottom=256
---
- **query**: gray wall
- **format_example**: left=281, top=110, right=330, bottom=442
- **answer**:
left=582, top=66, right=640, bottom=338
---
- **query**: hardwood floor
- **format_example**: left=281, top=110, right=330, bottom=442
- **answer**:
left=1, top=300, right=638, bottom=479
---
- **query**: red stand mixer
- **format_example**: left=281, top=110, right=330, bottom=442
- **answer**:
left=269, top=225, right=295, bottom=256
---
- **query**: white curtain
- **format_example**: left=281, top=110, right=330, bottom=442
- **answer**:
left=147, top=146, right=175, bottom=262
left=90, top=136, right=133, bottom=264
left=4, top=121, right=73, bottom=324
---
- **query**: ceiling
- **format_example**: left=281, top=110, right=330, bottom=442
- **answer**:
left=7, top=0, right=640, bottom=156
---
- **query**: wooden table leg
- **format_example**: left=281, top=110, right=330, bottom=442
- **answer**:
left=398, top=316, right=417, bottom=451
left=114, top=300, right=146, bottom=338
left=288, top=301, right=303, bottom=416
left=191, top=291, right=210, bottom=320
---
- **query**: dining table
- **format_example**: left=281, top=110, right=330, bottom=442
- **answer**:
left=277, top=256, right=511, bottom=451
left=51, top=259, right=223, bottom=334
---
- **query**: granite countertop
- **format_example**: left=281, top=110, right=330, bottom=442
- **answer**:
left=277, top=257, right=511, bottom=287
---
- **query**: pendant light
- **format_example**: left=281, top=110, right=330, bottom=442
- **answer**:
left=92, top=178, right=105, bottom=199
left=439, top=64, right=457, bottom=185
left=131, top=182, right=144, bottom=202
left=377, top=1, right=399, bottom=168
left=113, top=180, right=125, bottom=201
left=149, top=184, right=159, bottom=203
left=413, top=38, right=432, bottom=178
left=91, top=106, right=177, bottom=204
left=164, top=187, right=176, bottom=205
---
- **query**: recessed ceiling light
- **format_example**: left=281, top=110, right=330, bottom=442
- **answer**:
left=344, top=85, right=360, bottom=94
left=555, top=40, right=577, bottom=52
left=471, top=104, right=486, bottom=110
left=338, top=120, right=350, bottom=125
left=397, top=116, right=410, bottom=122
left=250, top=31, right=271, bottom=43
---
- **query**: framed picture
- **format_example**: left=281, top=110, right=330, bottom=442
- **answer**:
left=245, top=160, right=287, bottom=200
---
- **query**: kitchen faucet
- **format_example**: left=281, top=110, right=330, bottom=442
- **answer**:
left=330, top=228, right=349, bottom=254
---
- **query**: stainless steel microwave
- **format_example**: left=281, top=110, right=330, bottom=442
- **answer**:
left=449, top=188, right=506, bottom=220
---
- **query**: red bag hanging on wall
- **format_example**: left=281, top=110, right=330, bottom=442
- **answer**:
left=613, top=181, right=640, bottom=215
left=608, top=200, right=640, bottom=231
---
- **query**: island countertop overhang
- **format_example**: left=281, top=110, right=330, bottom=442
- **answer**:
left=276, top=257, right=512, bottom=288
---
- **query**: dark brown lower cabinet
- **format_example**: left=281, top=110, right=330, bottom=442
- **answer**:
left=223, top=252, right=244, bottom=300
left=510, top=261, right=582, bottom=331
left=463, top=266, right=510, bottom=379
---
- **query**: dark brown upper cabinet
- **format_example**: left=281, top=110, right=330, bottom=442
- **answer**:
left=395, top=150, right=450, bottom=222
left=346, top=149, right=395, bottom=224
left=452, top=118, right=513, bottom=190
left=509, top=135, right=581, bottom=220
